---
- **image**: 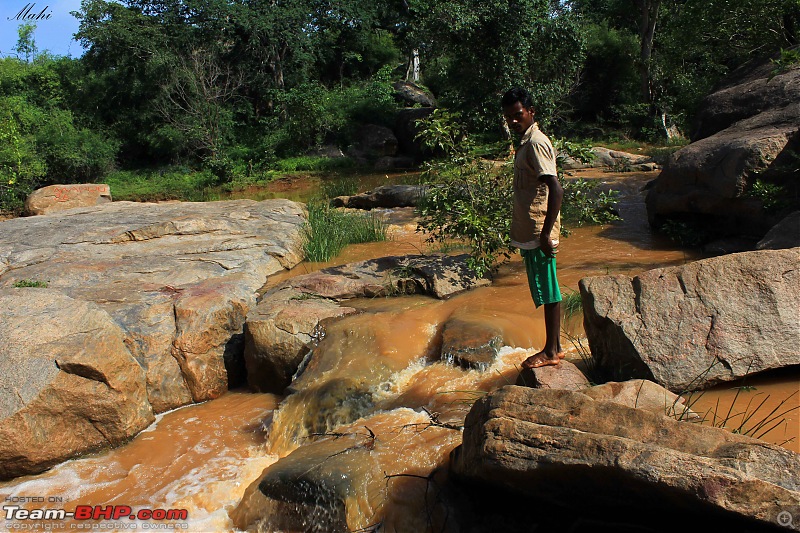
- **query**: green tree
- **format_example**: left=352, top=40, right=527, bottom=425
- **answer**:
left=13, top=23, right=38, bottom=63
left=407, top=0, right=585, bottom=130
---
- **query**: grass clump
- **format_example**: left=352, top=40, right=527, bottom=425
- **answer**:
left=13, top=279, right=47, bottom=288
left=303, top=201, right=387, bottom=262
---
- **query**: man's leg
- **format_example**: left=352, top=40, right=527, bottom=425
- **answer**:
left=521, top=248, right=562, bottom=369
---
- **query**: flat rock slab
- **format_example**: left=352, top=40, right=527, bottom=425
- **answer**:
left=25, top=183, right=112, bottom=216
left=579, top=248, right=800, bottom=392
left=0, top=200, right=305, bottom=477
left=451, top=386, right=800, bottom=530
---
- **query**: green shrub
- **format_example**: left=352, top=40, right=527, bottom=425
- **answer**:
left=746, top=179, right=788, bottom=212
left=561, top=179, right=622, bottom=227
left=0, top=100, right=46, bottom=213
left=417, top=158, right=513, bottom=277
left=303, top=201, right=388, bottom=262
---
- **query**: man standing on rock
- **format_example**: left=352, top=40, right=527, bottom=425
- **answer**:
left=501, top=87, right=564, bottom=369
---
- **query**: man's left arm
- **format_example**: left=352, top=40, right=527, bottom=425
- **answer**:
left=539, top=173, right=563, bottom=257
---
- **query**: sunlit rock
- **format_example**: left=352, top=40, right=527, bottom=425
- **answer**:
left=24, top=183, right=112, bottom=216
left=579, top=248, right=800, bottom=392
left=451, top=386, right=800, bottom=530
left=0, top=199, right=306, bottom=477
left=0, top=289, right=154, bottom=480
left=516, top=360, right=589, bottom=391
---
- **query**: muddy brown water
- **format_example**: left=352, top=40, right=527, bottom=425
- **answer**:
left=1, top=169, right=797, bottom=532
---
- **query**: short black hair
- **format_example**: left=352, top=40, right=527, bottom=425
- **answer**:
left=501, top=87, right=533, bottom=109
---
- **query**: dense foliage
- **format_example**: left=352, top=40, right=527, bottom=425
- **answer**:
left=1, top=0, right=796, bottom=212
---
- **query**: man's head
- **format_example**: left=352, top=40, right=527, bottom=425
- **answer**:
left=501, top=87, right=535, bottom=135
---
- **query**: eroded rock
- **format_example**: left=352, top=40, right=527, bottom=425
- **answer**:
left=0, top=200, right=306, bottom=476
left=0, top=289, right=154, bottom=479
left=451, top=386, right=800, bottom=530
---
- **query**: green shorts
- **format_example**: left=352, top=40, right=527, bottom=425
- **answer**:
left=521, top=247, right=562, bottom=308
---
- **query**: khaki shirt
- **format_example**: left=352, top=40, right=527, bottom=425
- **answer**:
left=510, top=122, right=560, bottom=248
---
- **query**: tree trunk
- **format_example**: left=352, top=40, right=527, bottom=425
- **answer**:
left=637, top=0, right=661, bottom=105
left=405, top=49, right=420, bottom=82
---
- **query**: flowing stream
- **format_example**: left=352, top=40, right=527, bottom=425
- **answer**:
left=1, top=170, right=797, bottom=532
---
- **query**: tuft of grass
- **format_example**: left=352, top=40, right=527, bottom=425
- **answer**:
left=303, top=201, right=388, bottom=262
left=13, top=279, right=48, bottom=288
left=561, top=289, right=583, bottom=321
left=562, top=330, right=604, bottom=385
left=674, top=358, right=799, bottom=446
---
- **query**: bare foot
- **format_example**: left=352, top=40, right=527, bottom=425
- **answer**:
left=521, top=351, right=561, bottom=369
left=557, top=351, right=565, bottom=360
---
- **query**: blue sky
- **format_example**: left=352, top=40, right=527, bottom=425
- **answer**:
left=1, top=0, right=87, bottom=58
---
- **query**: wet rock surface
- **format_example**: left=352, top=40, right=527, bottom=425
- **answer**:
left=331, top=184, right=426, bottom=209
left=0, top=199, right=306, bottom=477
left=440, top=317, right=503, bottom=369
left=646, top=56, right=800, bottom=234
left=579, top=248, right=800, bottom=392
left=245, top=254, right=491, bottom=392
left=451, top=386, right=800, bottom=531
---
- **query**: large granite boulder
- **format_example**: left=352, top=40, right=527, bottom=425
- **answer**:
left=24, top=183, right=112, bottom=216
left=0, top=200, right=306, bottom=476
left=579, top=248, right=800, bottom=392
left=245, top=254, right=491, bottom=392
left=451, top=386, right=800, bottom=531
left=0, top=290, right=154, bottom=479
left=331, top=184, right=426, bottom=209
left=645, top=54, right=800, bottom=235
